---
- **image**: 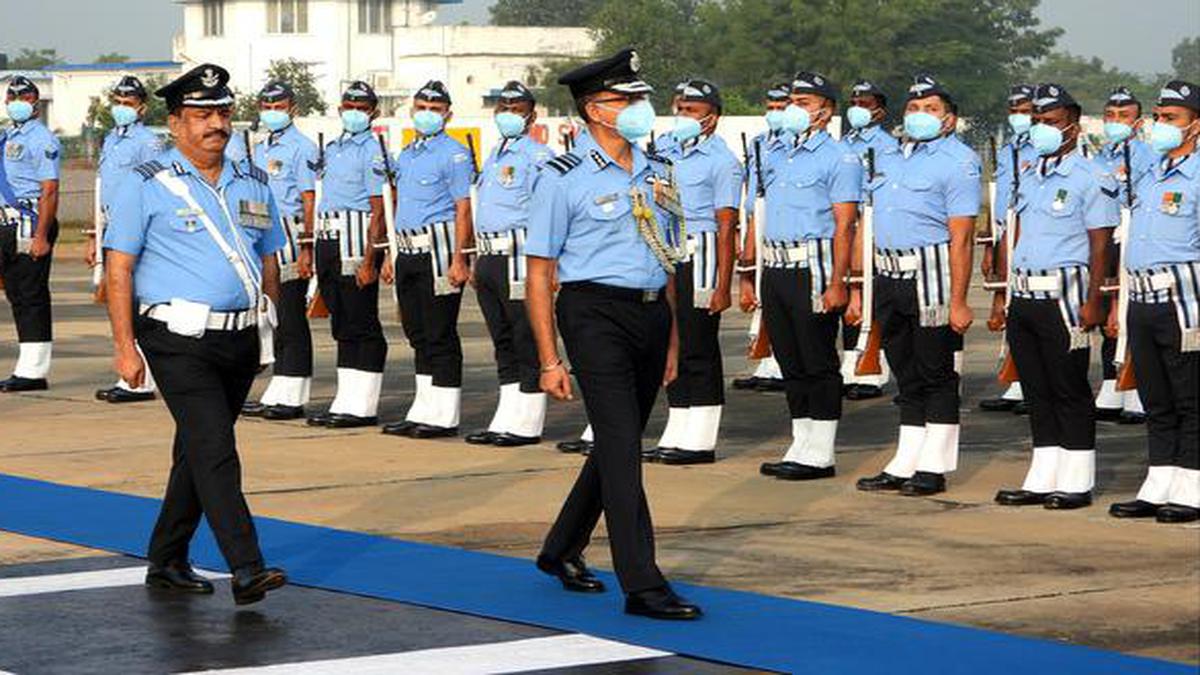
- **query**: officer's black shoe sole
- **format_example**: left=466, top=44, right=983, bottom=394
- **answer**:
left=492, top=433, right=541, bottom=447
left=1118, top=413, right=1147, bottom=425
left=322, top=414, right=378, bottom=429
left=306, top=413, right=333, bottom=427
left=657, top=449, right=715, bottom=465
left=145, top=567, right=215, bottom=595
left=107, top=389, right=156, bottom=404
left=1156, top=504, right=1200, bottom=523
left=95, top=387, right=116, bottom=401
left=624, top=588, right=703, bottom=620
left=535, top=554, right=606, bottom=593
left=381, top=420, right=418, bottom=436
left=856, top=472, right=908, bottom=492
left=232, top=568, right=287, bottom=606
left=465, top=430, right=501, bottom=445
left=1011, top=401, right=1030, bottom=416
left=242, top=402, right=268, bottom=417
left=643, top=448, right=663, bottom=462
left=409, top=424, right=458, bottom=439
left=978, top=397, right=1018, bottom=412
left=754, top=379, right=786, bottom=392
left=1043, top=491, right=1092, bottom=510
left=262, top=405, right=305, bottom=420
left=1095, top=408, right=1123, bottom=422
left=899, top=472, right=946, bottom=496
left=1109, top=499, right=1160, bottom=518
left=995, top=489, right=1049, bottom=506
left=731, top=377, right=761, bottom=391
left=845, top=384, right=883, bottom=401
left=760, top=461, right=785, bottom=477
left=556, top=440, right=593, bottom=454
left=775, top=463, right=835, bottom=480
left=0, top=377, right=48, bottom=393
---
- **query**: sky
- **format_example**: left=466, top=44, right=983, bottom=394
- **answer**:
left=0, top=0, right=1195, bottom=76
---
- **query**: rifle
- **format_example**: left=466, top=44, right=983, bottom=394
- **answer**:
left=1115, top=141, right=1137, bottom=391
left=854, top=148, right=883, bottom=375
left=306, top=131, right=330, bottom=319
left=979, top=135, right=998, bottom=246
left=377, top=132, right=402, bottom=316
left=996, top=143, right=1021, bottom=384
left=747, top=138, right=771, bottom=359
left=91, top=173, right=106, bottom=304
left=739, top=132, right=750, bottom=252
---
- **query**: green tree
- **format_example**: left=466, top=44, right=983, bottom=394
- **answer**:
left=233, top=58, right=329, bottom=122
left=490, top=0, right=606, bottom=26
left=1172, top=36, right=1200, bottom=83
left=94, top=53, right=130, bottom=64
left=9, top=48, right=63, bottom=70
left=1024, top=52, right=1158, bottom=115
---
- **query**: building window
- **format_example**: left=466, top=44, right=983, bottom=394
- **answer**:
left=203, top=0, right=225, bottom=36
left=268, top=0, right=308, bottom=33
left=358, top=0, right=392, bottom=34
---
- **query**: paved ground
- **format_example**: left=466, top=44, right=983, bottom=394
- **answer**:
left=1, top=252, right=1197, bottom=670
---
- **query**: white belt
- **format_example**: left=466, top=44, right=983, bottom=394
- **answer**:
left=1131, top=271, right=1176, bottom=294
left=397, top=230, right=432, bottom=252
left=875, top=252, right=919, bottom=273
left=1011, top=273, right=1060, bottom=293
left=140, top=303, right=257, bottom=331
left=479, top=231, right=515, bottom=255
left=765, top=242, right=808, bottom=266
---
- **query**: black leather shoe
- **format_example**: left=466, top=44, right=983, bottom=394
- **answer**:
left=465, top=430, right=501, bottom=445
left=625, top=586, right=702, bottom=620
left=1156, top=504, right=1200, bottom=523
left=900, top=471, right=946, bottom=496
left=731, top=376, right=761, bottom=390
left=995, top=489, right=1049, bottom=506
left=107, top=388, right=155, bottom=404
left=557, top=439, right=593, bottom=454
left=1118, top=411, right=1147, bottom=425
left=95, top=386, right=117, bottom=401
left=409, top=423, right=458, bottom=439
left=242, top=401, right=267, bottom=417
left=536, top=554, right=605, bottom=593
left=492, top=433, right=540, bottom=447
left=978, top=396, right=1018, bottom=412
left=755, top=378, right=786, bottom=392
left=145, top=561, right=214, bottom=594
left=0, top=376, right=47, bottom=393
left=262, top=404, right=304, bottom=420
left=856, top=471, right=908, bottom=492
left=381, top=420, right=418, bottom=436
left=1095, top=407, right=1123, bottom=422
left=324, top=413, right=377, bottom=429
left=1109, top=499, right=1160, bottom=519
left=643, top=447, right=663, bottom=462
left=1012, top=401, right=1030, bottom=416
left=231, top=566, right=287, bottom=606
left=760, top=461, right=786, bottom=477
left=845, top=384, right=883, bottom=401
left=1044, top=491, right=1092, bottom=510
left=774, top=462, right=835, bottom=480
left=306, top=411, right=333, bottom=427
left=657, top=449, right=716, bottom=465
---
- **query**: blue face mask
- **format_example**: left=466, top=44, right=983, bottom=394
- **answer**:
left=671, top=116, right=703, bottom=143
left=110, top=104, right=139, bottom=128
left=413, top=109, right=445, bottom=136
left=765, top=109, right=786, bottom=131
left=1029, top=122, right=1064, bottom=156
left=494, top=111, right=527, bottom=138
left=845, top=106, right=872, bottom=130
left=1103, top=122, right=1133, bottom=144
left=613, top=99, right=656, bottom=142
left=1150, top=121, right=1189, bottom=154
left=6, top=100, right=34, bottom=123
left=1008, top=113, right=1032, bottom=136
left=341, top=109, right=371, bottom=134
left=259, top=109, right=291, bottom=133
left=781, top=104, right=811, bottom=134
left=903, top=112, right=943, bottom=141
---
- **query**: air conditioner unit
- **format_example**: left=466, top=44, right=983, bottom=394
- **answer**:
left=372, top=73, right=395, bottom=91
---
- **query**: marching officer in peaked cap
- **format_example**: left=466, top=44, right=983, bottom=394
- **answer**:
left=1, top=75, right=61, bottom=392
left=103, top=64, right=287, bottom=604
left=527, top=48, right=702, bottom=620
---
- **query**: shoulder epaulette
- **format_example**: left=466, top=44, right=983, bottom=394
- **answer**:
left=134, top=160, right=168, bottom=181
left=545, top=152, right=582, bottom=176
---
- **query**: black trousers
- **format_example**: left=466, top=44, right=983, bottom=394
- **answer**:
left=762, top=267, right=841, bottom=420
left=876, top=276, right=960, bottom=426
left=1007, top=298, right=1095, bottom=449
left=315, top=240, right=387, bottom=373
left=842, top=321, right=861, bottom=352
left=542, top=282, right=668, bottom=594
left=1129, top=302, right=1199, bottom=469
left=138, top=317, right=263, bottom=571
left=395, top=251, right=463, bottom=388
left=665, top=260, right=724, bottom=408
left=1100, top=293, right=1118, bottom=380
left=273, top=278, right=313, bottom=378
left=0, top=221, right=58, bottom=343
left=475, top=254, right=538, bottom=393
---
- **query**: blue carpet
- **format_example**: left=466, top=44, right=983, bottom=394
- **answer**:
left=0, top=473, right=1188, bottom=674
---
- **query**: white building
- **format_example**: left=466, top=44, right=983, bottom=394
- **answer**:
left=173, top=0, right=595, bottom=117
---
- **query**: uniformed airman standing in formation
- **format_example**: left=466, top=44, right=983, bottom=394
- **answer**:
left=89, top=75, right=163, bottom=404
left=379, top=80, right=474, bottom=439
left=1, top=75, right=61, bottom=392
left=464, top=80, right=553, bottom=448
left=240, top=80, right=319, bottom=421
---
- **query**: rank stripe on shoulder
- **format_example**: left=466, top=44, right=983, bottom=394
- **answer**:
left=546, top=152, right=582, bottom=175
left=134, top=160, right=168, bottom=181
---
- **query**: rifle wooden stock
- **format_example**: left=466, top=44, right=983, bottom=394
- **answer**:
left=1116, top=358, right=1137, bottom=391
left=306, top=292, right=330, bottom=319
left=854, top=323, right=883, bottom=376
left=998, top=351, right=1019, bottom=384
left=748, top=313, right=771, bottom=359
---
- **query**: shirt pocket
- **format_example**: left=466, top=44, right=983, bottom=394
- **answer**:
left=586, top=194, right=632, bottom=231
left=899, top=175, right=941, bottom=215
left=412, top=173, right=444, bottom=199
left=168, top=217, right=206, bottom=235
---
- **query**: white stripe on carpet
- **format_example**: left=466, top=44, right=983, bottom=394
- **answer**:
left=0, top=566, right=226, bottom=598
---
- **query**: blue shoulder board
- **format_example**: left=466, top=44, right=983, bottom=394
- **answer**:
left=133, top=160, right=168, bottom=181
left=545, top=152, right=582, bottom=176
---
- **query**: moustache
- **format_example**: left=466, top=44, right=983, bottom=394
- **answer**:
left=204, top=129, right=230, bottom=140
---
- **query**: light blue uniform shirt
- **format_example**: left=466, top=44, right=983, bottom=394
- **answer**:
left=871, top=135, right=983, bottom=249
left=746, top=129, right=790, bottom=199
left=252, top=124, right=318, bottom=217
left=393, top=132, right=473, bottom=231
left=761, top=130, right=862, bottom=242
left=2, top=118, right=60, bottom=201
left=1009, top=153, right=1119, bottom=270
left=841, top=123, right=899, bottom=163
left=1093, top=138, right=1156, bottom=206
left=225, top=131, right=248, bottom=165
left=104, top=148, right=287, bottom=311
left=994, top=134, right=1038, bottom=226
left=1127, top=153, right=1200, bottom=271
left=475, top=134, right=552, bottom=234
left=99, top=122, right=162, bottom=213
left=526, top=133, right=682, bottom=290
left=319, top=130, right=385, bottom=213
left=661, top=133, right=743, bottom=234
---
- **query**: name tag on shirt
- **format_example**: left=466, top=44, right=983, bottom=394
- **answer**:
left=239, top=200, right=272, bottom=229
left=594, top=192, right=620, bottom=214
